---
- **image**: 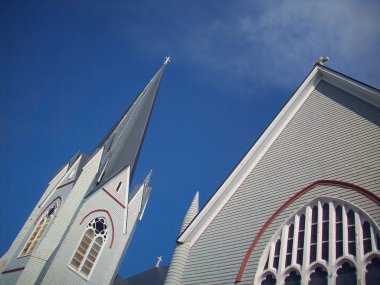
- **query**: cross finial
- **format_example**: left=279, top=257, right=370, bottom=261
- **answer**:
left=164, top=56, right=171, bottom=65
left=313, top=56, right=329, bottom=66
left=156, top=256, right=163, bottom=267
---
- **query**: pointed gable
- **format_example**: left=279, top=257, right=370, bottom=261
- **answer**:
left=178, top=64, right=380, bottom=247
left=172, top=64, right=380, bottom=284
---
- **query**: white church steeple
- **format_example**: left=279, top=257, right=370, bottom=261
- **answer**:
left=0, top=59, right=169, bottom=285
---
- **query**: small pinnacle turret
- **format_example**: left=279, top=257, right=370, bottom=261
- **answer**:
left=164, top=192, right=199, bottom=285
left=180, top=192, right=199, bottom=234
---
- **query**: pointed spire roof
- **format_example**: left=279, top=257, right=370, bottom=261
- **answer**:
left=95, top=61, right=168, bottom=187
left=180, top=192, right=199, bottom=235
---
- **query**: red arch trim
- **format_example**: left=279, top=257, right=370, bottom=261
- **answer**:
left=80, top=209, right=115, bottom=248
left=235, top=180, right=380, bottom=282
left=102, top=187, right=126, bottom=209
left=56, top=180, right=76, bottom=189
left=34, top=196, right=62, bottom=225
left=2, top=267, right=25, bottom=275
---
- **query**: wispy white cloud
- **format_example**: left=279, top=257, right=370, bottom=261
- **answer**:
left=170, top=0, right=380, bottom=93
left=118, top=0, right=380, bottom=96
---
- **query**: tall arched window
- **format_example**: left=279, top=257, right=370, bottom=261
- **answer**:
left=309, top=267, right=328, bottom=285
left=366, top=257, right=380, bottom=285
left=69, top=217, right=108, bottom=278
left=284, top=271, right=301, bottom=285
left=261, top=274, right=276, bottom=285
left=255, top=199, right=380, bottom=285
left=336, top=262, right=356, bottom=285
left=19, top=202, right=58, bottom=257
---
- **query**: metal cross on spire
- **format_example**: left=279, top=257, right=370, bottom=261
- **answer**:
left=156, top=256, right=163, bottom=267
left=164, top=56, right=171, bottom=65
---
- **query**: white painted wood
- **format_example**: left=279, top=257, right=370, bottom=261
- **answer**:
left=179, top=78, right=380, bottom=284
left=178, top=66, right=380, bottom=250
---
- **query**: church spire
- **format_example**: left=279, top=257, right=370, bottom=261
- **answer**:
left=96, top=59, right=168, bottom=187
left=180, top=191, right=199, bottom=234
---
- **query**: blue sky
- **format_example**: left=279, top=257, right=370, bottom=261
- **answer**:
left=1, top=0, right=379, bottom=279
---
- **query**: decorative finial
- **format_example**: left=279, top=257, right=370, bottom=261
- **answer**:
left=156, top=256, right=163, bottom=267
left=164, top=56, right=171, bottom=65
left=314, top=56, right=329, bottom=66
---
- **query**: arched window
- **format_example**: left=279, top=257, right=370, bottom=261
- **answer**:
left=255, top=199, right=380, bottom=284
left=297, top=214, right=305, bottom=264
left=310, top=206, right=318, bottom=263
left=286, top=224, right=294, bottom=267
left=309, top=266, right=327, bottom=285
left=366, top=257, right=380, bottom=285
left=69, top=217, right=108, bottom=278
left=335, top=205, right=343, bottom=259
left=336, top=262, right=356, bottom=285
left=284, top=271, right=301, bottom=285
left=261, top=274, right=276, bottom=285
left=321, top=204, right=329, bottom=262
left=19, top=202, right=58, bottom=257
left=273, top=239, right=281, bottom=269
left=347, top=210, right=356, bottom=256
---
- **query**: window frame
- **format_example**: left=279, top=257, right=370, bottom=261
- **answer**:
left=255, top=197, right=380, bottom=285
left=18, top=202, right=59, bottom=258
left=68, top=216, right=108, bottom=281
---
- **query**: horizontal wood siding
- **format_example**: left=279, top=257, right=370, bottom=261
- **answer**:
left=165, top=243, right=191, bottom=284
left=181, top=81, right=380, bottom=285
left=40, top=175, right=145, bottom=285
left=15, top=150, right=103, bottom=285
left=0, top=163, right=69, bottom=284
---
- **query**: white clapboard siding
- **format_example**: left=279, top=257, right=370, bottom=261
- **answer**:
left=181, top=80, right=380, bottom=285
left=40, top=174, right=147, bottom=285
left=15, top=148, right=104, bottom=285
left=0, top=161, right=71, bottom=285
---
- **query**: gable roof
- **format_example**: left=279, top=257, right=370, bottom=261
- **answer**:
left=177, top=64, right=380, bottom=247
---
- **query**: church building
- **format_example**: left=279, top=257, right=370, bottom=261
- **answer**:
left=1, top=59, right=379, bottom=285
left=164, top=63, right=380, bottom=285
left=0, top=60, right=169, bottom=285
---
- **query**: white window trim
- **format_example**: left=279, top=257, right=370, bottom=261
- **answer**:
left=18, top=202, right=59, bottom=258
left=68, top=217, right=108, bottom=281
left=255, top=197, right=380, bottom=285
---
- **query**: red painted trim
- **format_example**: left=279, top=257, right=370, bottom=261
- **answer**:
left=102, top=187, right=125, bottom=209
left=235, top=180, right=380, bottom=282
left=2, top=267, right=25, bottom=274
left=80, top=209, right=115, bottom=248
left=56, top=180, right=76, bottom=189
left=35, top=196, right=62, bottom=225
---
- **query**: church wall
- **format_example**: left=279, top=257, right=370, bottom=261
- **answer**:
left=2, top=62, right=166, bottom=285
left=1, top=154, right=85, bottom=279
left=180, top=80, right=380, bottom=284
left=40, top=179, right=144, bottom=285
left=0, top=162, right=71, bottom=284
left=2, top=191, right=65, bottom=283
left=15, top=150, right=103, bottom=285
